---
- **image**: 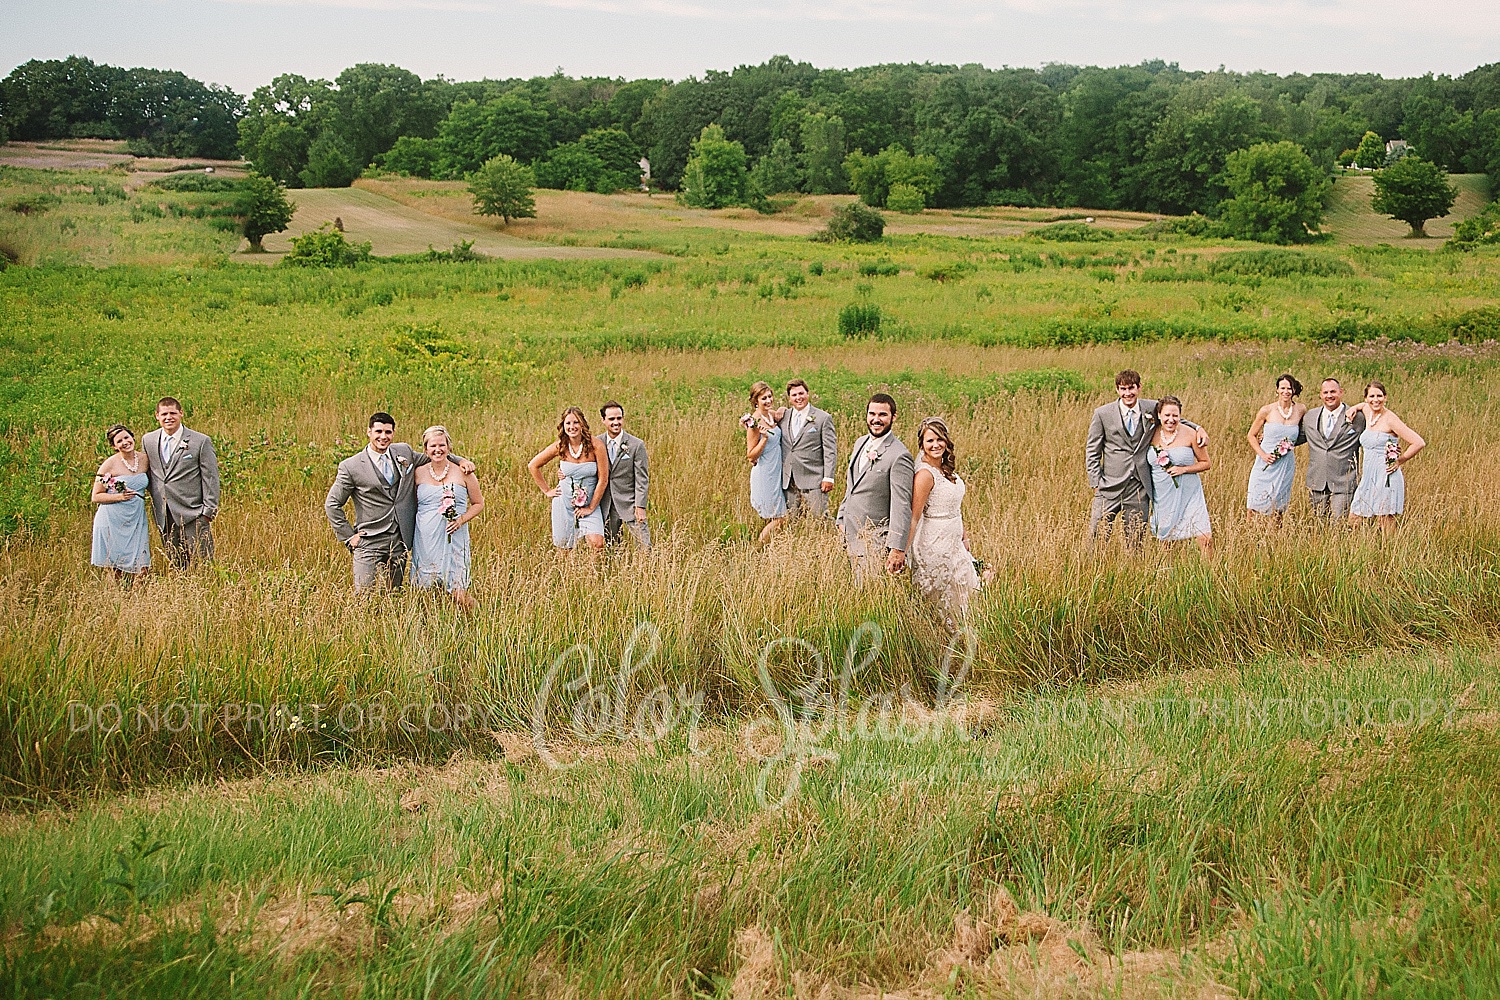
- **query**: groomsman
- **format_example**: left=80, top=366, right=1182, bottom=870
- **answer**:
left=141, top=396, right=220, bottom=567
left=600, top=401, right=651, bottom=548
left=1299, top=377, right=1365, bottom=520
left=836, top=393, right=915, bottom=581
left=325, top=412, right=473, bottom=591
left=1085, top=370, right=1206, bottom=546
left=777, top=378, right=837, bottom=518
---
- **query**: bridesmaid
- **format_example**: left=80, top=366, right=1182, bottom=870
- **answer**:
left=411, top=425, right=484, bottom=610
left=1347, top=381, right=1425, bottom=527
left=1148, top=397, right=1213, bottom=554
left=1245, top=374, right=1307, bottom=522
left=91, top=424, right=151, bottom=580
left=743, top=381, right=787, bottom=547
left=528, top=406, right=608, bottom=552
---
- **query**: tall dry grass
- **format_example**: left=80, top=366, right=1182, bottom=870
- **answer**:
left=4, top=339, right=1498, bottom=798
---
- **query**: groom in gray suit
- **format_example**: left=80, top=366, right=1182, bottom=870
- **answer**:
left=140, top=396, right=220, bottom=567
left=778, top=378, right=837, bottom=518
left=325, top=412, right=473, bottom=591
left=600, top=401, right=651, bottom=548
left=836, top=393, right=915, bottom=581
left=1085, top=370, right=1206, bottom=545
left=1299, top=377, right=1365, bottom=520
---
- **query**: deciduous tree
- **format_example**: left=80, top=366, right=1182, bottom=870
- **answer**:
left=1218, top=141, right=1328, bottom=244
left=468, top=154, right=536, bottom=224
left=1371, top=156, right=1458, bottom=237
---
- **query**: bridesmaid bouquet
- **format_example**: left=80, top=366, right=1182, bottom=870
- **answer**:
left=1264, top=438, right=1293, bottom=468
left=439, top=483, right=458, bottom=543
left=1384, top=438, right=1401, bottom=486
left=564, top=476, right=588, bottom=524
left=739, top=413, right=774, bottom=435
left=96, top=474, right=127, bottom=494
left=1154, top=449, right=1181, bottom=488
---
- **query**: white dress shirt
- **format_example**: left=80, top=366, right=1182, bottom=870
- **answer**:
left=367, top=445, right=394, bottom=484
left=791, top=405, right=809, bottom=442
left=1321, top=404, right=1342, bottom=437
left=160, top=428, right=182, bottom=466
left=606, top=431, right=623, bottom=464
left=1119, top=401, right=1142, bottom=436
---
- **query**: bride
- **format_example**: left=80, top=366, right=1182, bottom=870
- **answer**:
left=908, top=417, right=983, bottom=623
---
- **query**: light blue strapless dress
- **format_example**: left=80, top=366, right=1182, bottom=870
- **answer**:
left=412, top=482, right=471, bottom=592
left=91, top=472, right=150, bottom=572
left=1150, top=445, right=1211, bottom=541
left=749, top=426, right=787, bottom=519
left=1246, top=422, right=1299, bottom=513
left=553, top=459, right=605, bottom=548
left=1350, top=429, right=1405, bottom=516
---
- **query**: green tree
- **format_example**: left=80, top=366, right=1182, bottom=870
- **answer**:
left=818, top=201, right=884, bottom=242
left=1217, top=141, right=1329, bottom=244
left=845, top=144, right=940, bottom=207
left=800, top=112, right=847, bottom=194
left=374, top=136, right=443, bottom=177
left=331, top=63, right=442, bottom=169
left=1371, top=156, right=1458, bottom=237
left=281, top=223, right=371, bottom=267
left=1354, top=130, right=1386, bottom=170
left=886, top=183, right=926, bottom=213
left=577, top=128, right=641, bottom=191
left=750, top=138, right=801, bottom=194
left=467, top=154, right=536, bottom=224
left=534, top=143, right=606, bottom=191
left=237, top=172, right=295, bottom=251
left=1137, top=91, right=1271, bottom=215
left=298, top=132, right=359, bottom=188
left=438, top=96, right=551, bottom=178
left=677, top=124, right=750, bottom=209
left=236, top=74, right=336, bottom=187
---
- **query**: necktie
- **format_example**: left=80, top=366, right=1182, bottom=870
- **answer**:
left=379, top=455, right=393, bottom=484
left=793, top=409, right=805, bottom=442
left=1323, top=408, right=1336, bottom=437
left=1125, top=410, right=1137, bottom=437
left=609, top=438, right=619, bottom=463
left=162, top=435, right=173, bottom=465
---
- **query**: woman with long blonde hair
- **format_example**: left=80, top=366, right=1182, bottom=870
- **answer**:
left=742, top=381, right=787, bottom=547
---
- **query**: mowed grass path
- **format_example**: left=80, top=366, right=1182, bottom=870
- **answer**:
left=1324, top=172, right=1491, bottom=245
left=250, top=188, right=659, bottom=262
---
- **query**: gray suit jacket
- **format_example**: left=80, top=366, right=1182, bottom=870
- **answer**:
left=837, top=433, right=916, bottom=552
left=325, top=444, right=433, bottom=550
left=603, top=432, right=649, bottom=521
left=141, top=426, right=220, bottom=525
left=777, top=405, right=837, bottom=489
left=1085, top=399, right=1166, bottom=496
left=1299, top=405, right=1365, bottom=493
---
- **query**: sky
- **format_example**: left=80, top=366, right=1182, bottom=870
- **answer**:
left=3, top=0, right=1498, bottom=93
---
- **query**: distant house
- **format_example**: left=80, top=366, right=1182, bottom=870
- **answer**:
left=1385, top=139, right=1411, bottom=163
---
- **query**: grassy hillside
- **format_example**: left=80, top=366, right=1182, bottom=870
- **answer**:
left=1324, top=171, right=1491, bottom=245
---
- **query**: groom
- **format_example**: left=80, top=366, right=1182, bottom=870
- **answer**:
left=1085, top=370, right=1206, bottom=546
left=140, top=396, right=220, bottom=568
left=599, top=401, right=651, bottom=549
left=836, top=393, right=915, bottom=581
left=1299, top=377, right=1365, bottom=520
left=325, top=412, right=473, bottom=591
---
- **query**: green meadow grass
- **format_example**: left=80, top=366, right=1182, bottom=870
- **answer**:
left=3, top=164, right=1500, bottom=995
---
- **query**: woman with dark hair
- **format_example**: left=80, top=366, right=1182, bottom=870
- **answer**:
left=1347, top=381, right=1425, bottom=526
left=742, top=381, right=787, bottom=546
left=91, top=424, right=151, bottom=579
left=1245, top=374, right=1307, bottom=521
left=907, top=417, right=982, bottom=622
left=1148, top=397, right=1213, bottom=553
left=528, top=406, right=609, bottom=551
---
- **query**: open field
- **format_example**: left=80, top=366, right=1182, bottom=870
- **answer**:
left=1323, top=172, right=1491, bottom=246
left=3, top=160, right=1500, bottom=994
left=254, top=188, right=658, bottom=262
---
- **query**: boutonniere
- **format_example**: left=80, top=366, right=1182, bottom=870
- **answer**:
left=396, top=456, right=411, bottom=467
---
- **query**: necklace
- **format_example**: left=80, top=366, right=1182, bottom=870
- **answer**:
left=567, top=441, right=584, bottom=460
left=121, top=452, right=140, bottom=474
left=429, top=460, right=451, bottom=483
left=1160, top=427, right=1179, bottom=448
left=1275, top=401, right=1294, bottom=421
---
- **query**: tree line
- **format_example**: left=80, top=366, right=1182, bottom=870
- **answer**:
left=3, top=54, right=1499, bottom=214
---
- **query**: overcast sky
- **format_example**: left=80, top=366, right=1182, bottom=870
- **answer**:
left=4, top=0, right=1498, bottom=93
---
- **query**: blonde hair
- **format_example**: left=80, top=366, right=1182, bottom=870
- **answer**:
left=916, top=417, right=957, bottom=481
left=421, top=425, right=451, bottom=449
left=749, top=381, right=773, bottom=408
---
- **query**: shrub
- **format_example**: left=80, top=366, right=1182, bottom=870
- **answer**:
left=298, top=133, right=360, bottom=188
left=1447, top=203, right=1500, bottom=250
left=281, top=224, right=371, bottom=267
left=838, top=302, right=882, bottom=337
left=817, top=202, right=885, bottom=243
left=237, top=172, right=294, bottom=252
left=6, top=193, right=60, bottom=215
left=807, top=260, right=824, bottom=276
left=858, top=261, right=900, bottom=276
left=919, top=261, right=975, bottom=282
left=1207, top=249, right=1353, bottom=278
left=1031, top=221, right=1113, bottom=242
left=677, top=124, right=750, bottom=209
left=886, top=183, right=926, bottom=213
left=1440, top=306, right=1500, bottom=343
left=147, top=174, right=243, bottom=193
left=999, top=367, right=1090, bottom=395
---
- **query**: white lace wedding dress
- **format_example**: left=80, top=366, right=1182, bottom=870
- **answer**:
left=910, top=467, right=982, bottom=622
